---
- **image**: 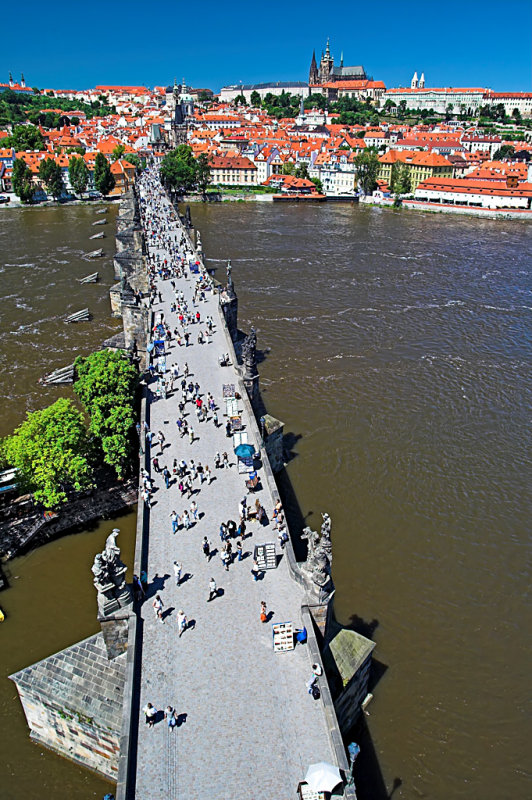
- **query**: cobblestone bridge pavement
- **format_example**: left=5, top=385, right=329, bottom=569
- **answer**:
left=132, top=179, right=336, bottom=799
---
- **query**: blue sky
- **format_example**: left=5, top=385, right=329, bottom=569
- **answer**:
left=2, top=0, right=531, bottom=93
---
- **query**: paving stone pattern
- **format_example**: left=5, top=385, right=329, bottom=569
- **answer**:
left=133, top=181, right=335, bottom=799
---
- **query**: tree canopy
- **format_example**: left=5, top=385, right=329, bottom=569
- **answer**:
left=12, top=158, right=35, bottom=203
left=93, top=151, right=115, bottom=195
left=74, top=350, right=138, bottom=479
left=68, top=155, right=89, bottom=196
left=1, top=398, right=92, bottom=508
left=354, top=150, right=380, bottom=195
left=38, top=158, right=64, bottom=199
left=4, top=124, right=45, bottom=151
left=160, top=145, right=198, bottom=195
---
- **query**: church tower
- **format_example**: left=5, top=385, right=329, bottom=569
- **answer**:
left=411, top=71, right=419, bottom=89
left=419, top=72, right=425, bottom=88
left=319, top=38, right=334, bottom=83
left=309, top=50, right=319, bottom=85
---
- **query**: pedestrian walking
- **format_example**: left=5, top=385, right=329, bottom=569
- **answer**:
left=163, top=466, right=171, bottom=489
left=189, top=427, right=195, bottom=444
left=170, top=510, right=179, bottom=534
left=226, top=421, right=232, bottom=438
left=213, top=410, right=219, bottom=427
left=222, top=452, right=229, bottom=468
left=153, top=594, right=164, bottom=623
left=190, top=500, right=198, bottom=520
left=236, top=540, right=243, bottom=561
left=237, top=519, right=247, bottom=540
left=182, top=510, right=191, bottom=530
left=260, top=600, right=268, bottom=623
left=173, top=560, right=182, bottom=586
left=207, top=577, right=217, bottom=602
left=214, top=452, right=221, bottom=469
left=158, top=430, right=166, bottom=454
left=219, top=522, right=227, bottom=542
left=251, top=559, right=260, bottom=581
left=143, top=702, right=157, bottom=728
left=202, top=536, right=211, bottom=560
left=164, top=706, right=177, bottom=731
left=152, top=457, right=161, bottom=473
left=140, top=569, right=148, bottom=593
left=177, top=610, right=188, bottom=637
left=204, top=465, right=212, bottom=483
left=142, top=488, right=151, bottom=509
left=221, top=549, right=230, bottom=571
left=133, top=573, right=144, bottom=600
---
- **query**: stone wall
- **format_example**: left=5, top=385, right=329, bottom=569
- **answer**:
left=10, top=633, right=126, bottom=781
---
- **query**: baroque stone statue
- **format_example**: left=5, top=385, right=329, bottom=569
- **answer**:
left=241, top=327, right=257, bottom=376
left=91, top=528, right=133, bottom=617
left=301, top=512, right=334, bottom=598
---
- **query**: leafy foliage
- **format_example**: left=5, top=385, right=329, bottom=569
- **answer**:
left=4, top=123, right=45, bottom=151
left=112, top=143, right=125, bottom=161
left=12, top=158, right=35, bottom=203
left=74, top=350, right=138, bottom=479
left=160, top=145, right=198, bottom=195
left=38, top=158, right=64, bottom=199
left=493, top=144, right=515, bottom=161
left=68, top=155, right=89, bottom=195
left=94, top=152, right=115, bottom=195
left=354, top=150, right=380, bottom=195
left=1, top=398, right=92, bottom=508
left=0, top=88, right=115, bottom=128
left=195, top=153, right=212, bottom=200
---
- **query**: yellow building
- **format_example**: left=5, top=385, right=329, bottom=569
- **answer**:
left=378, top=149, right=453, bottom=191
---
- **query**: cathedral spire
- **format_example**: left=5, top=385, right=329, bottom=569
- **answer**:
left=309, top=49, right=319, bottom=85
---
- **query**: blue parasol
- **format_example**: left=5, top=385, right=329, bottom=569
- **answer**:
left=234, top=443, right=255, bottom=459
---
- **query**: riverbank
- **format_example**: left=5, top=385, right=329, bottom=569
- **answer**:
left=360, top=194, right=532, bottom=220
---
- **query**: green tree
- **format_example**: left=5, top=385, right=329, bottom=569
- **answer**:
left=295, top=163, right=310, bottom=179
left=73, top=350, right=138, bottom=479
left=11, top=158, right=35, bottom=203
left=493, top=144, right=515, bottom=160
left=234, top=93, right=247, bottom=106
left=1, top=398, right=92, bottom=508
left=281, top=162, right=296, bottom=175
left=93, top=152, right=115, bottom=196
left=311, top=177, right=323, bottom=193
left=68, top=155, right=89, bottom=196
left=5, top=123, right=45, bottom=151
left=391, top=163, right=411, bottom=194
left=354, top=150, right=380, bottom=195
left=38, top=158, right=64, bottom=199
left=195, top=153, right=211, bottom=200
left=250, top=90, right=261, bottom=107
left=160, top=144, right=197, bottom=196
left=512, top=108, right=522, bottom=124
left=71, top=116, right=80, bottom=125
left=112, top=143, right=125, bottom=161
left=123, top=153, right=143, bottom=169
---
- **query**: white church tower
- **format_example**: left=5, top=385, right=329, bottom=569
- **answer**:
left=411, top=71, right=419, bottom=89
left=419, top=72, right=425, bottom=88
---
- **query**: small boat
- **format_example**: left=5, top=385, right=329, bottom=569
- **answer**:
left=90, top=231, right=105, bottom=239
left=96, top=208, right=108, bottom=214
left=78, top=272, right=99, bottom=284
left=86, top=248, right=104, bottom=259
left=93, top=219, right=107, bottom=226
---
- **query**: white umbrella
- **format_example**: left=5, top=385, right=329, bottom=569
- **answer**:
left=304, top=762, right=342, bottom=793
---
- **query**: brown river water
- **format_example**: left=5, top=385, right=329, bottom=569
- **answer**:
left=0, top=201, right=531, bottom=799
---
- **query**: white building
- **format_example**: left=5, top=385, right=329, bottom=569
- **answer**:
left=219, top=81, right=308, bottom=104
left=414, top=177, right=532, bottom=209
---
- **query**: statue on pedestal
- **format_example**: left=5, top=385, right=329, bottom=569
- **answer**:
left=241, top=326, right=257, bottom=379
left=91, top=529, right=133, bottom=617
left=301, top=512, right=334, bottom=599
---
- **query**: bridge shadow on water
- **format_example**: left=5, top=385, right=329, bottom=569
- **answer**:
left=267, top=417, right=397, bottom=797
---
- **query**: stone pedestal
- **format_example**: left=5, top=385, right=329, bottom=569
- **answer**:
left=262, top=414, right=285, bottom=473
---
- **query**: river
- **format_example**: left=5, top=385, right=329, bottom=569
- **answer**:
left=1, top=201, right=531, bottom=799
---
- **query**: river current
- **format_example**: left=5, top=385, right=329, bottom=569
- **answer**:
left=0, top=201, right=530, bottom=799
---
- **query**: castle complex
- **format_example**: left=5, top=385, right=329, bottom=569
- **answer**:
left=309, top=39, right=368, bottom=85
